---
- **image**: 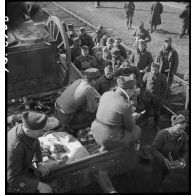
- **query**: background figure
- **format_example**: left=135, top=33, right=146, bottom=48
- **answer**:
left=94, top=25, right=106, bottom=46
left=155, top=37, right=179, bottom=93
left=150, top=2, right=163, bottom=33
left=179, top=3, right=190, bottom=38
left=124, top=1, right=135, bottom=30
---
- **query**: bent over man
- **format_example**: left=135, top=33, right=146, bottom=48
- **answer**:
left=7, top=112, right=58, bottom=193
left=55, top=68, right=100, bottom=132
left=91, top=75, right=141, bottom=151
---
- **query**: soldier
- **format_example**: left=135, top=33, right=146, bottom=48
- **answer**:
left=124, top=1, right=135, bottom=30
left=155, top=37, right=179, bottom=92
left=55, top=68, right=100, bottom=132
left=70, top=37, right=81, bottom=62
left=114, top=37, right=127, bottom=60
left=95, top=65, right=117, bottom=95
left=150, top=2, right=163, bottom=33
left=7, top=112, right=58, bottom=193
left=94, top=25, right=106, bottom=46
left=130, top=39, right=153, bottom=86
left=79, top=27, right=95, bottom=55
left=103, top=37, right=114, bottom=60
left=111, top=48, right=125, bottom=72
left=89, top=47, right=109, bottom=75
left=66, top=24, right=78, bottom=46
left=133, top=22, right=151, bottom=49
left=74, top=45, right=94, bottom=72
left=91, top=75, right=141, bottom=151
left=141, top=62, right=168, bottom=131
left=179, top=3, right=190, bottom=38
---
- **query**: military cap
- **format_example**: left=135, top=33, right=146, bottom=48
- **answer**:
left=164, top=37, right=172, bottom=42
left=104, top=65, right=113, bottom=72
left=22, top=111, right=59, bottom=131
left=83, top=68, right=100, bottom=79
left=111, top=48, right=120, bottom=55
left=107, top=37, right=114, bottom=43
left=151, top=62, right=160, bottom=69
left=171, top=114, right=186, bottom=125
left=79, top=27, right=85, bottom=32
left=73, top=37, right=80, bottom=43
left=117, top=75, right=136, bottom=89
left=81, top=45, right=89, bottom=50
left=94, top=46, right=103, bottom=53
left=97, top=25, right=103, bottom=30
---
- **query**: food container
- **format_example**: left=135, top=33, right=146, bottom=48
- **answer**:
left=169, top=160, right=184, bottom=169
left=78, top=129, right=86, bottom=137
left=80, top=137, right=87, bottom=145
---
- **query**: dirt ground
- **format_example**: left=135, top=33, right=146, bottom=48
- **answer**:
left=56, top=1, right=189, bottom=76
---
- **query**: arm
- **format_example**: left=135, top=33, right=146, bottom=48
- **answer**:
left=130, top=52, right=135, bottom=64
left=171, top=50, right=179, bottom=75
left=160, top=3, right=163, bottom=14
left=33, top=140, right=42, bottom=164
left=7, top=146, right=39, bottom=192
left=85, top=87, right=98, bottom=113
left=145, top=52, right=153, bottom=72
left=141, top=73, right=147, bottom=90
left=121, top=47, right=127, bottom=60
left=132, top=2, right=135, bottom=10
left=94, top=77, right=102, bottom=94
left=145, top=31, right=151, bottom=42
left=179, top=134, right=189, bottom=162
left=151, top=131, right=167, bottom=162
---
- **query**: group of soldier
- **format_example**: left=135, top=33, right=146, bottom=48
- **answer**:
left=7, top=2, right=189, bottom=193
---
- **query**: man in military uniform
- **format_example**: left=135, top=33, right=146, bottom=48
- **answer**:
left=103, top=37, right=114, bottom=60
left=124, top=1, right=135, bottom=30
left=114, top=37, right=127, bottom=60
left=141, top=62, right=168, bottom=131
left=91, top=75, right=141, bottom=151
left=70, top=37, right=81, bottom=62
left=133, top=22, right=151, bottom=49
left=179, top=3, right=190, bottom=38
left=94, top=25, right=106, bottom=46
left=89, top=47, right=109, bottom=75
left=130, top=39, right=153, bottom=86
left=74, top=45, right=94, bottom=72
left=66, top=24, right=78, bottom=46
left=7, top=112, right=58, bottom=193
left=111, top=48, right=125, bottom=72
left=55, top=68, right=100, bottom=132
left=79, top=27, right=95, bottom=55
left=95, top=65, right=117, bottom=95
left=155, top=37, right=179, bottom=92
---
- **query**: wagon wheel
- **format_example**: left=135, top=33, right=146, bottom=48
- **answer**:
left=47, top=16, right=71, bottom=86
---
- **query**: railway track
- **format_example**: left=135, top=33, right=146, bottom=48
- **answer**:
left=41, top=2, right=188, bottom=116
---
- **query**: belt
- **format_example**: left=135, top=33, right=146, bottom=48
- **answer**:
left=95, top=118, right=122, bottom=127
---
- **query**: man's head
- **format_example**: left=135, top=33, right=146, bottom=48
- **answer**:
left=94, top=47, right=103, bottom=61
left=106, top=37, right=114, bottom=49
left=104, top=65, right=113, bottom=79
left=97, top=24, right=103, bottom=30
left=164, top=37, right=172, bottom=49
left=139, top=22, right=144, bottom=29
left=79, top=27, right=86, bottom=35
left=117, top=75, right=136, bottom=98
left=138, top=39, right=147, bottom=52
left=67, top=23, right=74, bottom=31
left=83, top=68, right=100, bottom=86
left=151, top=62, right=160, bottom=75
left=114, top=37, right=121, bottom=47
left=73, top=37, right=81, bottom=46
left=111, top=48, right=120, bottom=59
left=22, top=112, right=59, bottom=139
left=171, top=114, right=186, bottom=137
left=81, top=45, right=89, bottom=57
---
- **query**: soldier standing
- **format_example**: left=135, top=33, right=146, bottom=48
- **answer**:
left=155, top=37, right=179, bottom=93
left=150, top=2, right=163, bottom=33
left=124, top=1, right=135, bottom=30
left=103, top=37, right=114, bottom=60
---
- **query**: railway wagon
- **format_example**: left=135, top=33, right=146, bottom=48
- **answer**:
left=7, top=13, right=139, bottom=193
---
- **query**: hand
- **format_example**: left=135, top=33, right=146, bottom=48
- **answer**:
left=132, top=112, right=141, bottom=121
left=37, top=182, right=53, bottom=193
left=178, top=158, right=186, bottom=168
left=37, top=164, right=49, bottom=177
left=163, top=158, right=170, bottom=170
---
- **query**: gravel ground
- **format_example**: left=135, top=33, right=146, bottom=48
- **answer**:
left=57, top=1, right=189, bottom=76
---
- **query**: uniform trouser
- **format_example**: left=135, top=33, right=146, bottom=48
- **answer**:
left=54, top=106, right=96, bottom=132
left=91, top=120, right=141, bottom=150
left=142, top=94, right=161, bottom=126
left=126, top=13, right=134, bottom=27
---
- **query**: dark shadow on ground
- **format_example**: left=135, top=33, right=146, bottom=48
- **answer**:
left=156, top=29, right=179, bottom=36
